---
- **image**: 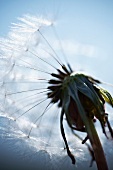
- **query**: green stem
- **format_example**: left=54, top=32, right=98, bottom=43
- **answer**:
left=85, top=117, right=108, bottom=170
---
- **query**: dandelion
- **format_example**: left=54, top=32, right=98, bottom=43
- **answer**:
left=0, top=14, right=113, bottom=170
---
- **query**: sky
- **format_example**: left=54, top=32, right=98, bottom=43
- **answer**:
left=0, top=0, right=113, bottom=170
left=0, top=0, right=113, bottom=81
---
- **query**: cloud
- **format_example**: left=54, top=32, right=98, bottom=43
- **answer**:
left=53, top=39, right=96, bottom=57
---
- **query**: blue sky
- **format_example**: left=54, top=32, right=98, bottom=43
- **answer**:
left=1, top=0, right=113, bottom=84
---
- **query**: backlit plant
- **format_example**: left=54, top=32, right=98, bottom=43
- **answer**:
left=0, top=15, right=113, bottom=170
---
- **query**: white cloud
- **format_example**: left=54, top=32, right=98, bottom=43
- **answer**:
left=53, top=39, right=96, bottom=57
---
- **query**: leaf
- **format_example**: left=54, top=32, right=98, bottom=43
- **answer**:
left=68, top=80, right=90, bottom=125
left=68, top=75, right=106, bottom=135
left=87, top=75, right=101, bottom=84
left=100, top=88, right=113, bottom=107
left=62, top=86, right=72, bottom=127
left=73, top=75, right=104, bottom=116
left=62, top=87, right=70, bottom=111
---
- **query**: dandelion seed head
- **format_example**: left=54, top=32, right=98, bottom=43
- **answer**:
left=1, top=12, right=113, bottom=170
left=0, top=14, right=53, bottom=64
left=12, top=15, right=53, bottom=33
left=16, top=118, right=33, bottom=129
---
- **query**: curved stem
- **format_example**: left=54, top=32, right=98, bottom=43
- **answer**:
left=60, top=109, right=75, bottom=164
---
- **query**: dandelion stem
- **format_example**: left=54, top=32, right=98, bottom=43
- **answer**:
left=68, top=82, right=109, bottom=169
left=85, top=117, right=108, bottom=170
